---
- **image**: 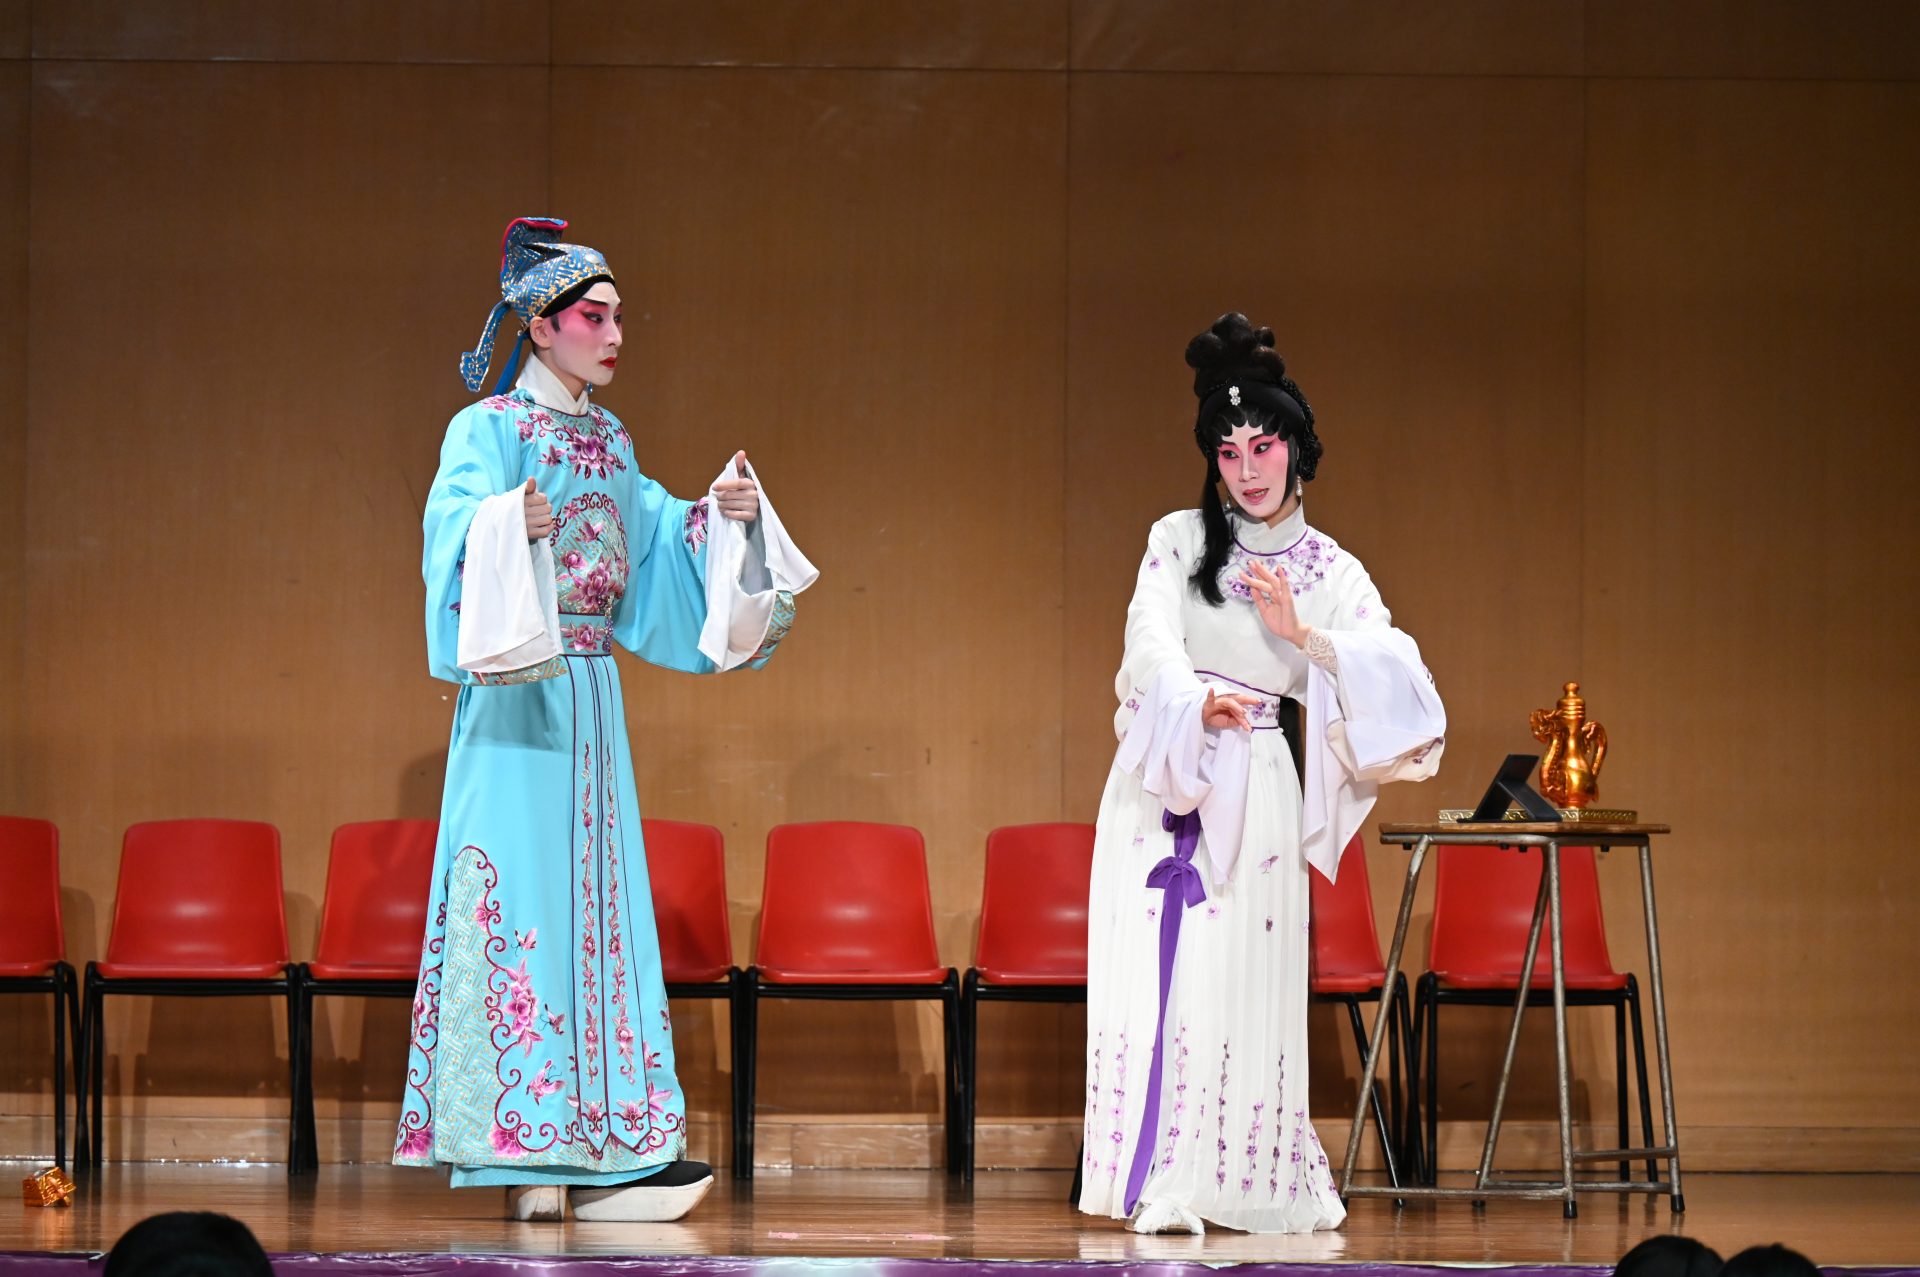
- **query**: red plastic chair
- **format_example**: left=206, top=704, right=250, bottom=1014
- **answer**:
left=0, top=818, right=81, bottom=1169
left=741, top=821, right=958, bottom=1179
left=1309, top=832, right=1413, bottom=1185
left=1413, top=844, right=1654, bottom=1185
left=960, top=822, right=1093, bottom=1180
left=641, top=818, right=747, bottom=1172
left=78, top=819, right=294, bottom=1167
left=291, top=819, right=438, bottom=1172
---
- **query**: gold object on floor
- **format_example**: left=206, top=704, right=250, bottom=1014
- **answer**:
left=1530, top=681, right=1608, bottom=808
left=22, top=1166, right=75, bottom=1207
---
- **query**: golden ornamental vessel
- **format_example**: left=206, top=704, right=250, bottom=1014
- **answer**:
left=1530, top=681, right=1608, bottom=809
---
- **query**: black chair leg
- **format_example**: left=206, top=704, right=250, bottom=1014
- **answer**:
left=961, top=972, right=980, bottom=1182
left=735, top=969, right=759, bottom=1180
left=1614, top=997, right=1630, bottom=1182
left=1420, top=978, right=1439, bottom=1186
left=1627, top=976, right=1657, bottom=1181
left=1387, top=981, right=1404, bottom=1175
left=292, top=975, right=316, bottom=1173
left=89, top=980, right=106, bottom=1166
left=941, top=973, right=961, bottom=1176
left=1069, top=1139, right=1083, bottom=1203
left=1397, top=975, right=1420, bottom=1179
left=1343, top=999, right=1401, bottom=1189
left=72, top=978, right=90, bottom=1171
left=64, top=970, right=82, bottom=1161
left=51, top=975, right=68, bottom=1172
left=726, top=969, right=747, bottom=1180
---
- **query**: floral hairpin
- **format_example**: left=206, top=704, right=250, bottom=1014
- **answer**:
left=1227, top=385, right=1241, bottom=406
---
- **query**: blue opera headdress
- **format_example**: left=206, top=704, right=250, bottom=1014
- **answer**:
left=458, top=216, right=615, bottom=394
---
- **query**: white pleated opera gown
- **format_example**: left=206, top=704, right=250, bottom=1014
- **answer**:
left=1079, top=503, right=1444, bottom=1235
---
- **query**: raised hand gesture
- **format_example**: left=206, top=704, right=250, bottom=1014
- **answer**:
left=1239, top=560, right=1308, bottom=647
left=523, top=477, right=553, bottom=542
left=713, top=450, right=760, bottom=522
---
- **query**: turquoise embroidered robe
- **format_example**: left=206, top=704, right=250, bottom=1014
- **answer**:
left=395, top=388, right=790, bottom=1187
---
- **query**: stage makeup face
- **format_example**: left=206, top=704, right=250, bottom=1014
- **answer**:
left=1217, top=425, right=1290, bottom=520
left=532, top=280, right=624, bottom=394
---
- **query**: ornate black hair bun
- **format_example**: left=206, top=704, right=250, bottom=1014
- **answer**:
left=1184, top=311, right=1288, bottom=398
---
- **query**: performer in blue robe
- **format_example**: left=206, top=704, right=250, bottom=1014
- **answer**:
left=395, top=217, right=816, bottom=1222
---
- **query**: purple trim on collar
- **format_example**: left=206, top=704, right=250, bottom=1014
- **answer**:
left=1232, top=526, right=1308, bottom=558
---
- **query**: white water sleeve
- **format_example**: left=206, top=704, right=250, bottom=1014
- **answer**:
left=1114, top=664, right=1254, bottom=890
left=696, top=457, right=821, bottom=671
left=456, top=489, right=561, bottom=675
left=1302, top=627, right=1445, bottom=882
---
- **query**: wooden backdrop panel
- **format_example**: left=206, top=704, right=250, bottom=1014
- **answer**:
left=1, top=61, right=25, bottom=817
left=555, top=1, right=1068, bottom=69
left=0, top=3, right=23, bottom=59
left=30, top=1, right=546, bottom=63
left=1584, top=77, right=1920, bottom=1132
left=547, top=66, right=1072, bottom=1120
left=11, top=60, right=550, bottom=1109
left=1069, top=1, right=1582, bottom=75
left=1585, top=2, right=1920, bottom=80
left=0, top=60, right=32, bottom=1125
left=1062, top=71, right=1593, bottom=1124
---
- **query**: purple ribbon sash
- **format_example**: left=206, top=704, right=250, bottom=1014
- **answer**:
left=1122, top=808, right=1207, bottom=1214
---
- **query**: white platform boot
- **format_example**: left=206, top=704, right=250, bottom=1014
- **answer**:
left=570, top=1160, right=715, bottom=1222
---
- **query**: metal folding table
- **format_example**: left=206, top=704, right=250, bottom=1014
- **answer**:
left=1335, top=821, right=1683, bottom=1218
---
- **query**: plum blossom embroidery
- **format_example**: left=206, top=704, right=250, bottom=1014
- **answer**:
left=494, top=395, right=632, bottom=469
left=1086, top=1033, right=1104, bottom=1174
left=1216, top=1039, right=1231, bottom=1188
left=394, top=920, right=444, bottom=1164
left=396, top=1125, right=433, bottom=1159
left=1159, top=1023, right=1190, bottom=1170
left=562, top=430, right=624, bottom=479
left=587, top=406, right=632, bottom=453
left=573, top=563, right=616, bottom=614
left=577, top=746, right=601, bottom=1086
left=602, top=752, right=637, bottom=1085
left=683, top=499, right=710, bottom=553
left=553, top=494, right=629, bottom=618
left=1244, top=1099, right=1265, bottom=1193
left=1287, top=1105, right=1310, bottom=1200
left=1269, top=1054, right=1287, bottom=1197
left=1224, top=526, right=1341, bottom=600
left=560, top=622, right=610, bottom=654
left=502, top=959, right=542, bottom=1058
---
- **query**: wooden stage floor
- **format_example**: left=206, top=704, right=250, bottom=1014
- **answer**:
left=6, top=1165, right=1918, bottom=1266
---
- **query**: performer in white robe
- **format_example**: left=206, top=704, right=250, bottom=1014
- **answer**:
left=1079, top=313, right=1446, bottom=1235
